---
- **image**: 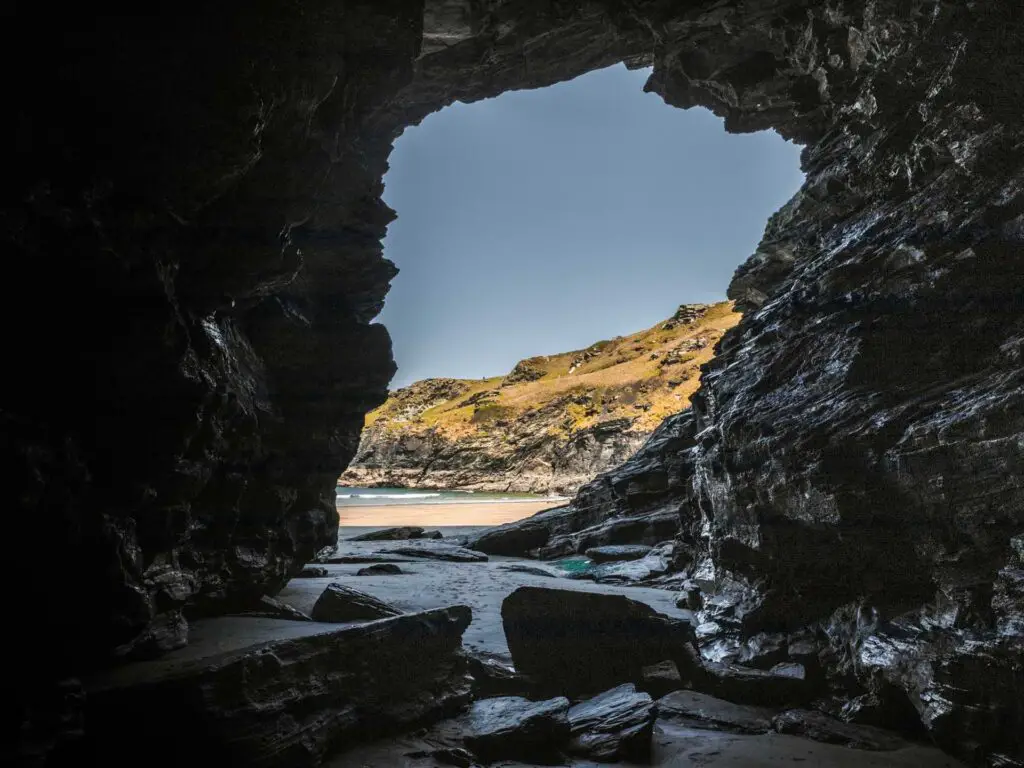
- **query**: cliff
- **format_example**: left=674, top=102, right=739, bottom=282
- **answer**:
left=341, top=302, right=740, bottom=494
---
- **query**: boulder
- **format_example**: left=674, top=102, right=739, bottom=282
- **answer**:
left=566, top=683, right=656, bottom=761
left=466, top=518, right=552, bottom=556
left=772, top=709, right=909, bottom=750
left=381, top=545, right=488, bottom=563
left=296, top=566, right=329, bottom=578
left=467, top=654, right=537, bottom=698
left=584, top=544, right=653, bottom=563
left=422, top=530, right=444, bottom=539
left=82, top=607, right=473, bottom=767
left=702, top=661, right=813, bottom=707
left=501, top=586, right=701, bottom=695
left=657, top=690, right=775, bottom=734
left=324, top=554, right=416, bottom=564
left=640, top=660, right=684, bottom=698
left=356, top=563, right=404, bottom=576
left=346, top=526, right=424, bottom=541
left=537, top=510, right=680, bottom=560
left=463, top=696, right=569, bottom=763
left=310, top=583, right=402, bottom=622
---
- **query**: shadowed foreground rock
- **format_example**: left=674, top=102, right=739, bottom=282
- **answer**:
left=311, top=583, right=403, bottom=622
left=81, top=606, right=473, bottom=767
left=566, top=683, right=656, bottom=762
left=463, top=695, right=570, bottom=764
left=501, top=586, right=700, bottom=695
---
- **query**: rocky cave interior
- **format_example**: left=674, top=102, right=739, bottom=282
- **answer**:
left=4, top=1, right=1022, bottom=767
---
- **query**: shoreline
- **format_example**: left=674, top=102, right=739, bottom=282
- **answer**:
left=336, top=500, right=559, bottom=527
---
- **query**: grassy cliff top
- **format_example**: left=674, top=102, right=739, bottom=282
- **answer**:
left=365, top=301, right=741, bottom=439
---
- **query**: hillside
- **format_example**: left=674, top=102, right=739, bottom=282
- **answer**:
left=340, top=302, right=741, bottom=494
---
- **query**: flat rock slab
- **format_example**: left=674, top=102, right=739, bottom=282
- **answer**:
left=297, top=566, right=329, bottom=578
left=311, top=582, right=403, bottom=622
left=497, top=564, right=559, bottom=578
left=232, top=595, right=313, bottom=622
left=502, top=586, right=698, bottom=695
left=567, top=683, right=656, bottom=761
left=466, top=517, right=552, bottom=556
left=357, top=563, right=405, bottom=576
left=585, top=544, right=654, bottom=563
left=773, top=709, right=910, bottom=750
left=463, top=695, right=569, bottom=763
left=347, top=526, right=425, bottom=541
left=325, top=554, right=417, bottom=564
left=381, top=544, right=488, bottom=562
left=657, top=690, right=776, bottom=734
left=83, top=607, right=473, bottom=768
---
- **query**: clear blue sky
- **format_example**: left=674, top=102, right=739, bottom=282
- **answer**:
left=378, top=64, right=804, bottom=388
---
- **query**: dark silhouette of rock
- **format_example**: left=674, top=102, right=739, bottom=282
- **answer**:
left=657, top=690, right=776, bottom=734
left=462, top=696, right=569, bottom=763
left=382, top=545, right=488, bottom=563
left=346, top=526, right=424, bottom=541
left=566, top=683, right=656, bottom=762
left=772, top=709, right=909, bottom=751
left=112, top=611, right=188, bottom=661
left=422, top=530, right=444, bottom=539
left=356, top=563, right=404, bottom=576
left=467, top=516, right=554, bottom=556
left=297, top=566, right=329, bottom=578
left=501, top=586, right=701, bottom=695
left=310, top=583, right=402, bottom=622
left=233, top=595, right=313, bottom=622
left=584, top=544, right=653, bottom=563
left=702, top=661, right=813, bottom=707
left=467, top=654, right=537, bottom=698
left=81, top=607, right=473, bottom=767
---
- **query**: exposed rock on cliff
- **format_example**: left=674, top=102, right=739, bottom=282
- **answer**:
left=340, top=302, right=739, bottom=494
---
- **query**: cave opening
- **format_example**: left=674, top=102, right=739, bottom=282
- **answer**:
left=7, top=2, right=1024, bottom=766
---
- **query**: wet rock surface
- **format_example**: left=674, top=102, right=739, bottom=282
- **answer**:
left=310, top=582, right=403, bottom=622
left=656, top=690, right=776, bottom=734
left=356, top=563, right=406, bottom=576
left=566, top=683, right=656, bottom=762
left=585, top=544, right=654, bottom=563
left=773, top=709, right=910, bottom=751
left=382, top=544, right=489, bottom=563
left=462, top=695, right=570, bottom=764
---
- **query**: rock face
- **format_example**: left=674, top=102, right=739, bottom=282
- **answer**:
left=80, top=607, right=473, bottom=767
left=340, top=303, right=739, bottom=494
left=7, top=1, right=1024, bottom=766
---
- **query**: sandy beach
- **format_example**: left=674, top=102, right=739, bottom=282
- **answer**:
left=336, top=500, right=560, bottom=527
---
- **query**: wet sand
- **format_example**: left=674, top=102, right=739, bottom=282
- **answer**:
left=336, top=501, right=561, bottom=527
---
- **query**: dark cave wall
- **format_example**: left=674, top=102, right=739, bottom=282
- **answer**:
left=3, top=0, right=1022, bottom=764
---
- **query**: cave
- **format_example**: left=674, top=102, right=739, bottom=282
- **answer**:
left=4, top=1, right=1022, bottom=767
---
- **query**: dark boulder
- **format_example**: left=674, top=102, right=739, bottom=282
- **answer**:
left=467, top=654, right=537, bottom=698
left=501, top=586, right=701, bottom=695
left=496, top=564, right=558, bottom=578
left=566, top=683, right=656, bottom=762
left=346, top=526, right=424, bottom=541
left=462, top=696, right=569, bottom=763
left=584, top=544, right=653, bottom=563
left=232, top=596, right=313, bottom=622
left=310, top=583, right=402, bottom=622
left=701, top=661, right=813, bottom=707
left=297, top=566, right=329, bottom=578
left=656, top=690, right=775, bottom=734
left=356, top=563, right=404, bottom=576
left=466, top=518, right=552, bottom=556
left=422, top=530, right=444, bottom=539
left=772, top=709, right=909, bottom=750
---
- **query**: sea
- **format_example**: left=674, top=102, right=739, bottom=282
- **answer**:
left=336, top=485, right=568, bottom=507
